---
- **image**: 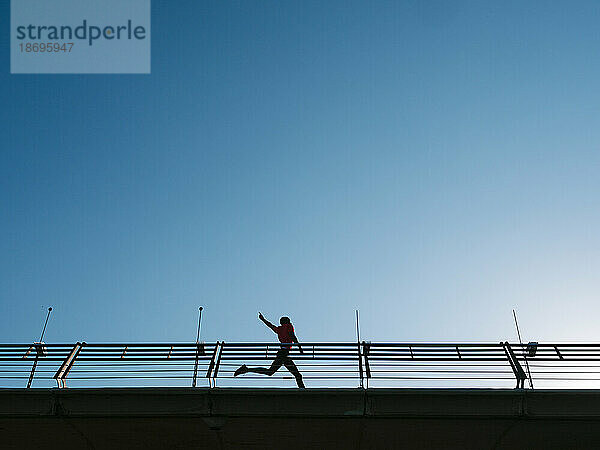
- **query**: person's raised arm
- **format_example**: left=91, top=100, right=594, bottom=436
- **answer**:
left=291, top=331, right=304, bottom=353
left=258, top=312, right=278, bottom=333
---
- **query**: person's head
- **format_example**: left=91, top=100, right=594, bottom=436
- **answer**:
left=280, top=316, right=291, bottom=325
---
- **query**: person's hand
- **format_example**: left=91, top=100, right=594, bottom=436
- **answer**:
left=258, top=312, right=264, bottom=321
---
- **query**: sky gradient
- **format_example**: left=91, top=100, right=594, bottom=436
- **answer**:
left=2, top=0, right=600, bottom=347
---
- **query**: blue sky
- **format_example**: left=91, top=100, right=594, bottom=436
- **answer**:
left=2, top=0, right=600, bottom=346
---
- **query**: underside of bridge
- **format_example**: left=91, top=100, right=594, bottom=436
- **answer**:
left=2, top=388, right=600, bottom=449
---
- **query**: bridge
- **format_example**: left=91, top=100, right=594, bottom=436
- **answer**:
left=3, top=342, right=600, bottom=449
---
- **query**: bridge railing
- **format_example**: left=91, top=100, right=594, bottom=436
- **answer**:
left=2, top=341, right=600, bottom=389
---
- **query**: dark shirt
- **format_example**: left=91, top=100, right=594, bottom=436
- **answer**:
left=276, top=323, right=294, bottom=348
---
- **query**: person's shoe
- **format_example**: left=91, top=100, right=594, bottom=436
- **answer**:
left=234, top=365, right=248, bottom=377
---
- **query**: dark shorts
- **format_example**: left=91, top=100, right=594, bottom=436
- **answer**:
left=271, top=348, right=301, bottom=378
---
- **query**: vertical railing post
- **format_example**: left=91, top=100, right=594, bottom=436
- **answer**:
left=26, top=355, right=39, bottom=389
left=358, top=342, right=364, bottom=388
left=54, top=342, right=84, bottom=389
left=212, top=342, right=224, bottom=387
left=521, top=343, right=535, bottom=389
left=204, top=341, right=220, bottom=388
left=25, top=342, right=48, bottom=388
left=502, top=341, right=526, bottom=389
left=192, top=342, right=203, bottom=388
left=363, top=341, right=371, bottom=389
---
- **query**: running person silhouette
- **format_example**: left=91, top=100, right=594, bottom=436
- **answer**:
left=234, top=312, right=305, bottom=388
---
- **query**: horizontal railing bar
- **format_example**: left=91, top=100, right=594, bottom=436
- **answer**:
left=1, top=342, right=600, bottom=347
left=71, top=358, right=208, bottom=362
left=76, top=353, right=213, bottom=357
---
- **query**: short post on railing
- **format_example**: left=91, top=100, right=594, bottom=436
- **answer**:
left=54, top=342, right=84, bottom=389
left=212, top=341, right=225, bottom=387
left=25, top=342, right=47, bottom=389
left=502, top=341, right=527, bottom=389
left=357, top=342, right=364, bottom=388
left=363, top=341, right=371, bottom=389
left=204, top=341, right=221, bottom=388
left=192, top=342, right=206, bottom=388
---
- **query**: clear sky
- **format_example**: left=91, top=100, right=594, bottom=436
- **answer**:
left=2, top=0, right=600, bottom=346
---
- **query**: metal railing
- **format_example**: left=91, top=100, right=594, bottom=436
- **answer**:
left=3, top=341, right=600, bottom=389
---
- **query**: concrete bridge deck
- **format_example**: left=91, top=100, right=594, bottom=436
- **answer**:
left=2, top=388, right=600, bottom=449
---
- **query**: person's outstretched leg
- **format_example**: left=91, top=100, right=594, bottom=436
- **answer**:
left=235, top=352, right=284, bottom=377
left=284, top=357, right=305, bottom=388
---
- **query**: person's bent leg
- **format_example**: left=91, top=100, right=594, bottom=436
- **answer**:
left=284, top=358, right=305, bottom=388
